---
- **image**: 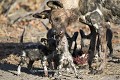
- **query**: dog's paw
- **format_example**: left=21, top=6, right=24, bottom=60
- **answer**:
left=96, top=70, right=103, bottom=74
left=107, top=54, right=113, bottom=58
left=17, top=74, right=20, bottom=76
left=88, top=69, right=97, bottom=75
left=75, top=75, right=83, bottom=79
left=54, top=75, right=62, bottom=80
left=88, top=69, right=103, bottom=75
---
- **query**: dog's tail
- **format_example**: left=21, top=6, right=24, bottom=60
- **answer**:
left=20, top=27, right=25, bottom=43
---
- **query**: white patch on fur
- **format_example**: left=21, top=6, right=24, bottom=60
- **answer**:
left=71, top=41, right=75, bottom=49
left=82, top=15, right=86, bottom=22
left=94, top=53, right=99, bottom=61
left=81, top=54, right=86, bottom=58
left=22, top=51, right=26, bottom=57
left=77, top=45, right=81, bottom=49
left=96, top=7, right=103, bottom=16
left=93, top=23, right=99, bottom=29
left=17, top=65, right=21, bottom=75
left=102, top=0, right=105, bottom=3
left=66, top=68, right=70, bottom=73
left=107, top=22, right=110, bottom=25
left=85, top=7, right=103, bottom=16
left=42, top=56, right=47, bottom=72
left=79, top=15, right=86, bottom=23
left=43, top=56, right=47, bottom=61
left=42, top=60, right=47, bottom=72
left=44, top=65, right=47, bottom=71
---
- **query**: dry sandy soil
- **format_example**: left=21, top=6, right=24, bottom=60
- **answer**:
left=0, top=41, right=120, bottom=80
left=0, top=56, right=120, bottom=80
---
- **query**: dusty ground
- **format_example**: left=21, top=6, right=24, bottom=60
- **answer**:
left=0, top=0, right=120, bottom=80
left=0, top=59, right=120, bottom=80
left=0, top=43, right=120, bottom=80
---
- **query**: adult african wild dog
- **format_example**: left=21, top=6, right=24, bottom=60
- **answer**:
left=78, top=0, right=116, bottom=74
left=59, top=0, right=115, bottom=74
left=33, top=1, right=80, bottom=78
left=80, top=23, right=113, bottom=58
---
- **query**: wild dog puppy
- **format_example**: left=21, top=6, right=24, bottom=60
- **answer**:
left=17, top=28, right=56, bottom=77
left=17, top=43, right=49, bottom=76
left=41, top=28, right=60, bottom=70
left=52, top=26, right=79, bottom=78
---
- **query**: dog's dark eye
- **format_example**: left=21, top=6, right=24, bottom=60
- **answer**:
left=54, top=17, right=61, bottom=22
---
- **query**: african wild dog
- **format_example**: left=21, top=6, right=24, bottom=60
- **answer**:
left=17, top=27, right=58, bottom=77
left=33, top=1, right=80, bottom=79
left=17, top=28, right=48, bottom=76
left=77, top=0, right=116, bottom=74
left=41, top=28, right=60, bottom=70
left=53, top=26, right=79, bottom=78
left=80, top=22, right=113, bottom=58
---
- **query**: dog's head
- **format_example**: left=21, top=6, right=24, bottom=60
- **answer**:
left=33, top=1, right=64, bottom=19
left=33, top=1, right=78, bottom=38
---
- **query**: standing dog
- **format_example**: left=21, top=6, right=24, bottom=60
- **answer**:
left=17, top=28, right=57, bottom=76
left=33, top=1, right=80, bottom=78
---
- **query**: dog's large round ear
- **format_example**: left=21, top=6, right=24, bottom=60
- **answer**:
left=33, top=10, right=51, bottom=19
left=47, top=1, right=63, bottom=9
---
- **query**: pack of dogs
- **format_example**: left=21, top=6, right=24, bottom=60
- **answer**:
left=17, top=0, right=115, bottom=79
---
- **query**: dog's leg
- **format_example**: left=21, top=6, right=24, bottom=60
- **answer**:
left=17, top=63, right=22, bottom=75
left=97, top=28, right=107, bottom=74
left=93, top=34, right=101, bottom=71
left=80, top=29, right=86, bottom=49
left=105, top=24, right=113, bottom=58
left=106, top=29, right=113, bottom=57
left=69, top=55, right=79, bottom=78
left=17, top=51, right=26, bottom=75
left=88, top=32, right=97, bottom=74
left=51, top=60, right=55, bottom=69
left=27, top=60, right=34, bottom=73
left=54, top=52, right=64, bottom=79
left=107, top=41, right=113, bottom=57
left=58, top=55, right=64, bottom=77
left=70, top=32, right=78, bottom=53
left=42, top=56, right=48, bottom=77
left=28, top=60, right=34, bottom=70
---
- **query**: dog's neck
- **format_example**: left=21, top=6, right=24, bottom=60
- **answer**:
left=57, top=35, right=69, bottom=52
